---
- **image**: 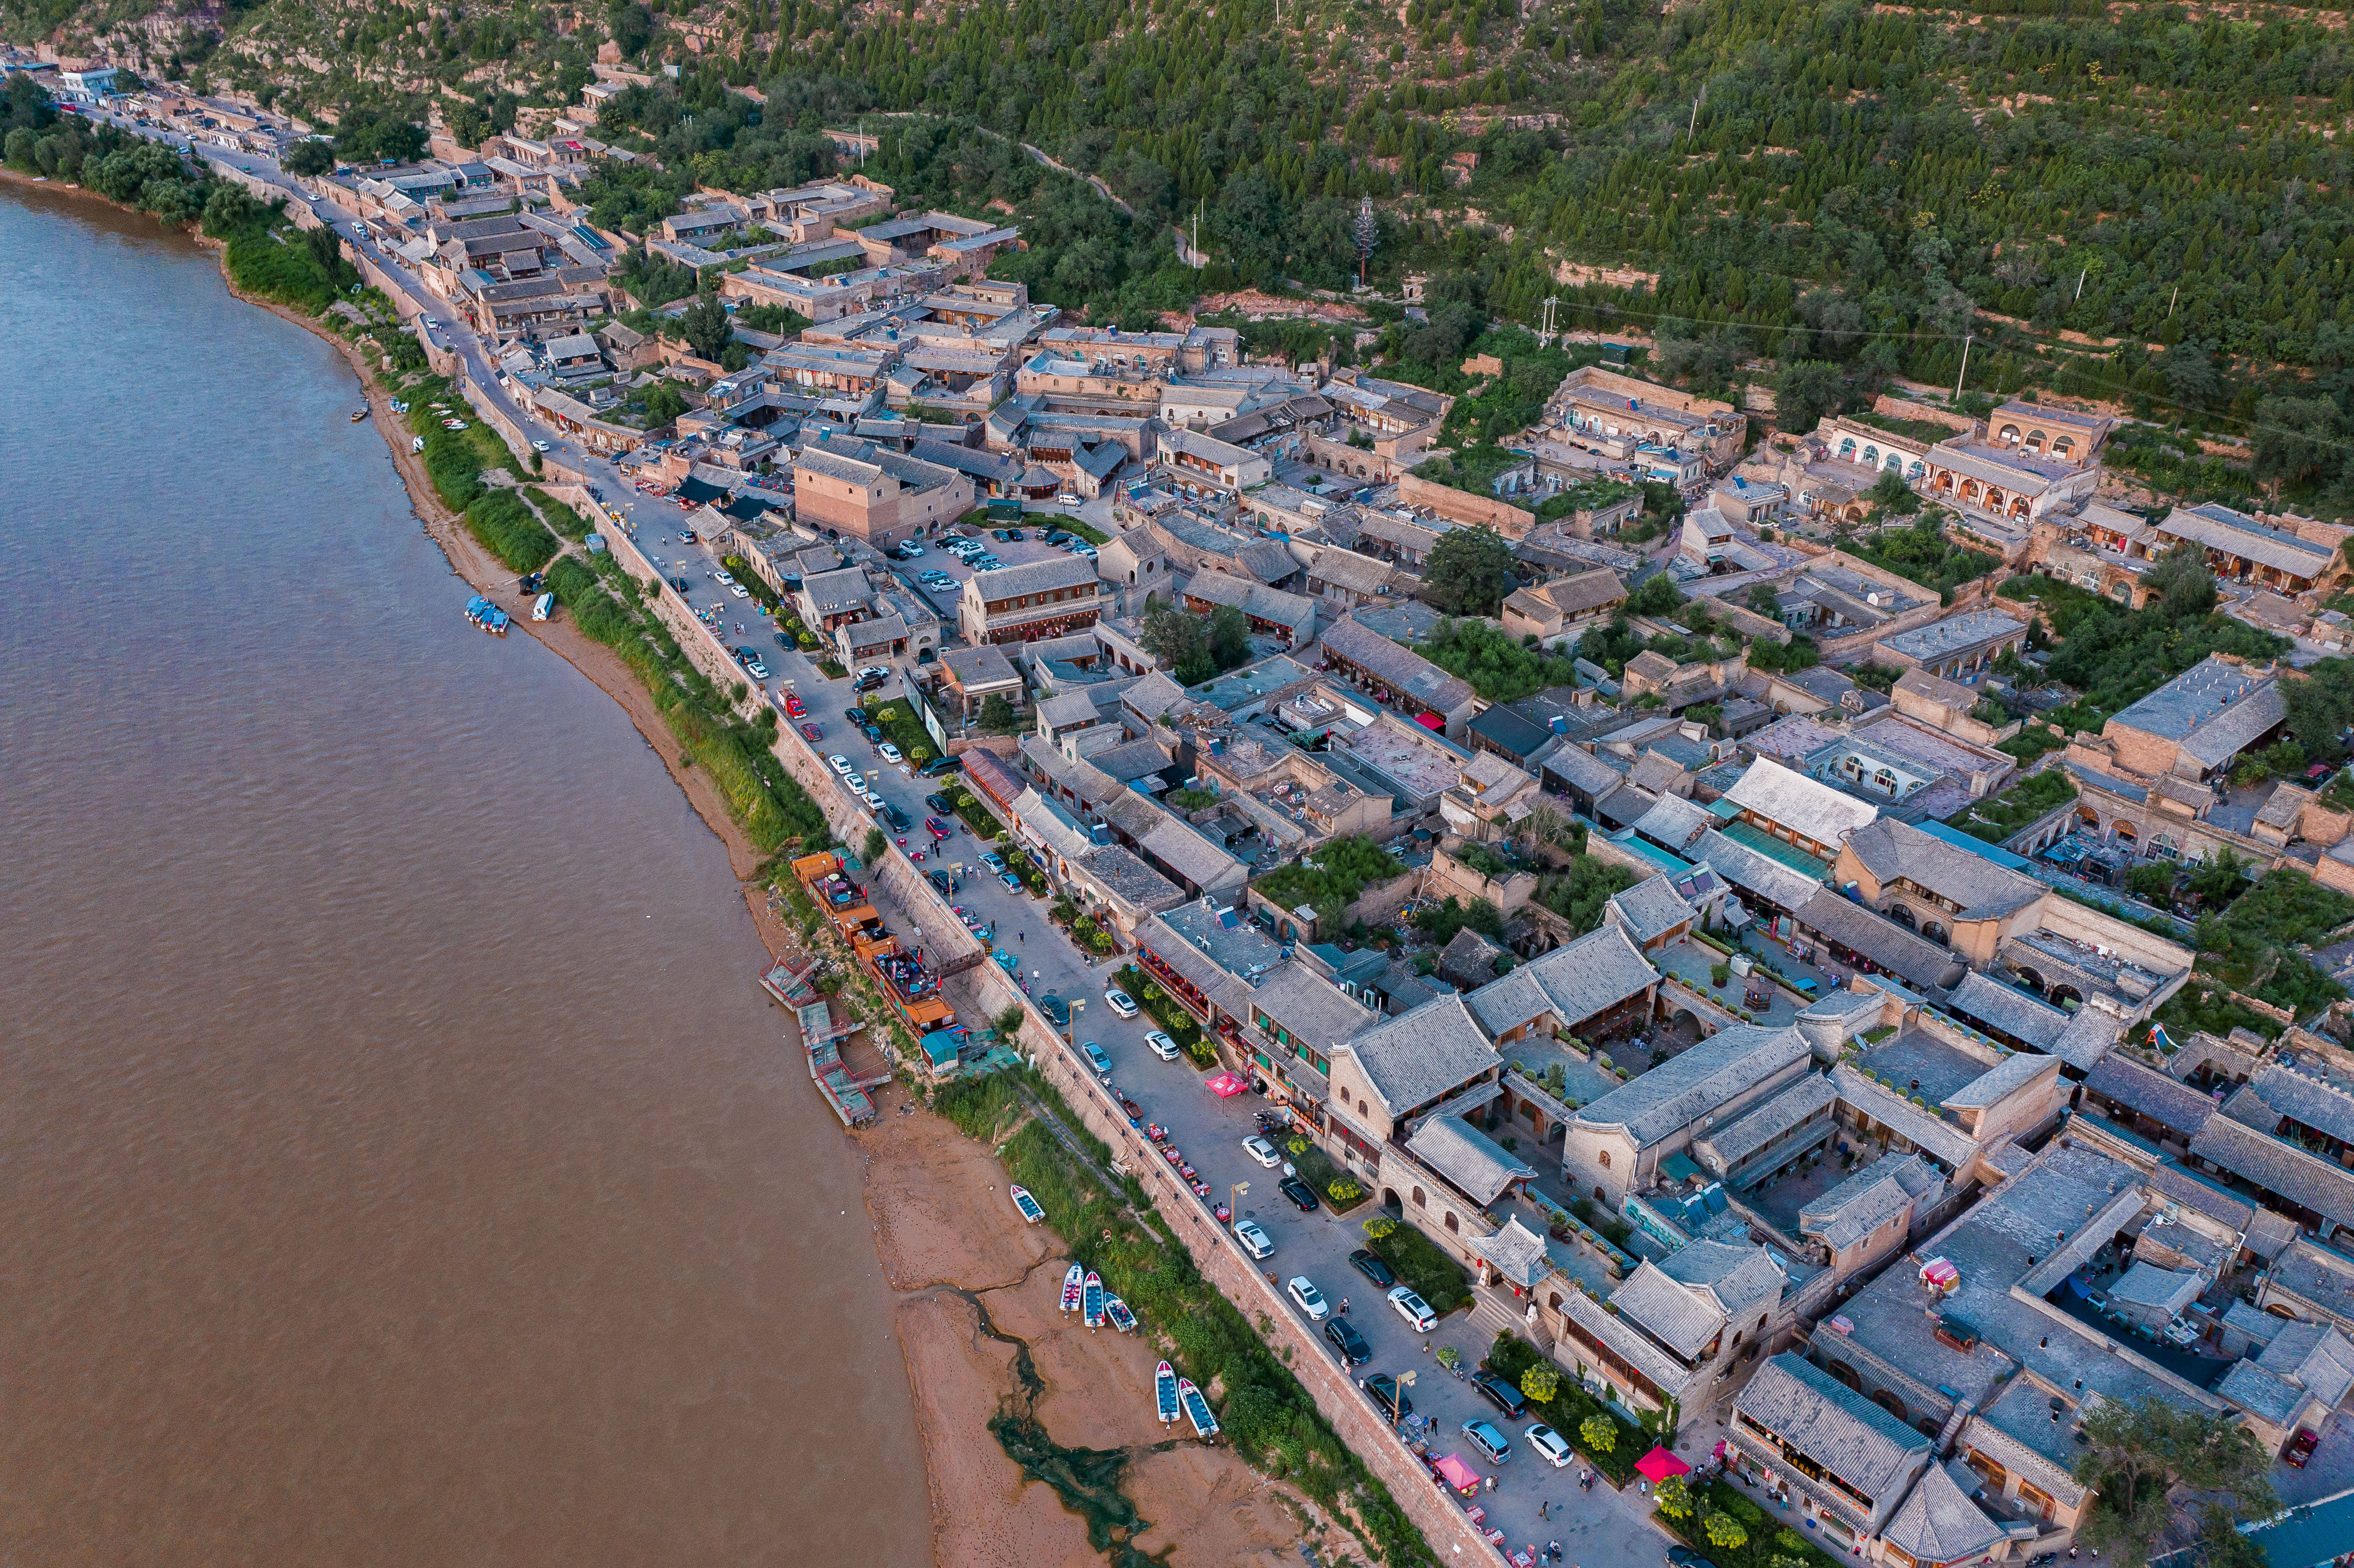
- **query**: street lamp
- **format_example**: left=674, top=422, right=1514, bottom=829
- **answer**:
left=1065, top=996, right=1085, bottom=1046
left=1227, top=1179, right=1248, bottom=1228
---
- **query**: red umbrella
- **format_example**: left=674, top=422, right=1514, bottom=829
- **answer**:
left=1635, top=1446, right=1691, bottom=1484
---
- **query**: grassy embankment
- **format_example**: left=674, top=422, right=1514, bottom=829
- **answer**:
left=931, top=1068, right=1435, bottom=1567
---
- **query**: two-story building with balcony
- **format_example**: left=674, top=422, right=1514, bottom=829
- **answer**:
left=1730, top=1353, right=1938, bottom=1554
left=960, top=556, right=1107, bottom=645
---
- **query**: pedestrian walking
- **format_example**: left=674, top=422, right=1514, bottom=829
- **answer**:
left=1539, top=1500, right=1549, bottom=1521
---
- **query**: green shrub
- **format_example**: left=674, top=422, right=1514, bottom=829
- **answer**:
left=1520, top=1364, right=1561, bottom=1404
left=525, top=485, right=591, bottom=541
left=1581, top=1414, right=1617, bottom=1454
left=463, top=488, right=559, bottom=572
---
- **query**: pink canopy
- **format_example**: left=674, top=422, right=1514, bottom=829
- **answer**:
left=1204, top=1072, right=1249, bottom=1098
left=1433, top=1453, right=1481, bottom=1493
left=1635, top=1446, right=1692, bottom=1483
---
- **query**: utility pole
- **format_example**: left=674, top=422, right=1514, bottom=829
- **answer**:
left=1686, top=83, right=1705, bottom=147
left=1192, top=201, right=1202, bottom=271
left=1955, top=332, right=1974, bottom=402
left=1541, top=294, right=1559, bottom=340
left=2075, top=265, right=2088, bottom=301
left=2167, top=284, right=2179, bottom=319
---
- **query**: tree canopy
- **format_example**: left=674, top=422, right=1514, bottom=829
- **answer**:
left=1420, top=525, right=1520, bottom=616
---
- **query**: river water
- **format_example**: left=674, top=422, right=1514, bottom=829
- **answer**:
left=0, top=185, right=932, bottom=1566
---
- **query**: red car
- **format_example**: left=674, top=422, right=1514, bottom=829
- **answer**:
left=799, top=722, right=822, bottom=742
left=2287, top=1428, right=2321, bottom=1467
left=927, top=819, right=952, bottom=840
left=783, top=694, right=806, bottom=718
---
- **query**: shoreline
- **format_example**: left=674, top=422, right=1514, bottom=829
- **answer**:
left=4, top=168, right=1307, bottom=1567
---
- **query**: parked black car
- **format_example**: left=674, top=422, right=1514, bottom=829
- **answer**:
left=1040, top=994, right=1070, bottom=1027
left=928, top=869, right=953, bottom=896
left=1324, top=1317, right=1371, bottom=1365
left=1279, top=1176, right=1320, bottom=1211
left=844, top=706, right=871, bottom=725
left=1348, top=1248, right=1396, bottom=1288
left=920, top=756, right=962, bottom=776
left=1471, top=1371, right=1529, bottom=1419
left=774, top=632, right=794, bottom=650
left=1359, top=1373, right=1413, bottom=1422
left=861, top=724, right=884, bottom=743
left=881, top=803, right=912, bottom=833
left=925, top=793, right=956, bottom=814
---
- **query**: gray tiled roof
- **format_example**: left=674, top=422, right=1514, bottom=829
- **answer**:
left=973, top=553, right=1102, bottom=600
left=1608, top=874, right=1697, bottom=946
left=1139, top=816, right=1248, bottom=894
left=1943, top=972, right=2069, bottom=1051
left=2108, top=1260, right=2202, bottom=1313
left=1542, top=745, right=1626, bottom=798
left=2260, top=1320, right=2354, bottom=1408
left=2271, top=1239, right=2354, bottom=1323
left=2233, top=1064, right=2354, bottom=1148
left=1345, top=992, right=1500, bottom=1117
left=2190, top=1114, right=2354, bottom=1230
left=1317, top=617, right=1476, bottom=712
left=2108, top=654, right=2277, bottom=742
left=1843, top=818, right=2044, bottom=921
left=1696, top=828, right=1824, bottom=914
left=1694, top=1073, right=1837, bottom=1173
left=1406, top=1114, right=1538, bottom=1205
left=1630, top=794, right=1714, bottom=855
left=1469, top=1216, right=1554, bottom=1288
left=2085, top=1055, right=2218, bottom=1139
left=1801, top=1152, right=1939, bottom=1251
left=1735, top=1353, right=1930, bottom=1502
left=1557, top=1279, right=1696, bottom=1398
left=1658, top=1238, right=1785, bottom=1323
left=1878, top=610, right=2027, bottom=663
left=2215, top=1358, right=2312, bottom=1425
left=1121, top=669, right=1190, bottom=724
left=1798, top=891, right=1966, bottom=992
left=1881, top=1461, right=2006, bottom=1566
left=1575, top=1024, right=1811, bottom=1148
left=1075, top=843, right=1183, bottom=911
left=1829, top=1064, right=1980, bottom=1169
left=1249, top=961, right=1379, bottom=1052
left=1609, top=1259, right=1728, bottom=1360
left=1940, top=1049, right=2059, bottom=1112
left=1467, top=923, right=1659, bottom=1039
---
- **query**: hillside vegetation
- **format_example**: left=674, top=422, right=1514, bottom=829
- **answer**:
left=13, top=0, right=2354, bottom=507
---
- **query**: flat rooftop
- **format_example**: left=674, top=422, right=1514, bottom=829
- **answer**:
left=1857, top=1030, right=1989, bottom=1108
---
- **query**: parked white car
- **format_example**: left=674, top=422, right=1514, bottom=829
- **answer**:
left=1145, top=1030, right=1180, bottom=1061
left=1233, top=1219, right=1274, bottom=1260
left=828, top=755, right=853, bottom=774
left=1102, top=987, right=1138, bottom=1018
left=845, top=772, right=866, bottom=791
left=1286, top=1276, right=1330, bottom=1320
left=862, top=789, right=887, bottom=809
left=878, top=742, right=903, bottom=764
left=1387, top=1285, right=1437, bottom=1332
left=1524, top=1423, right=1574, bottom=1468
left=1242, top=1135, right=1282, bottom=1168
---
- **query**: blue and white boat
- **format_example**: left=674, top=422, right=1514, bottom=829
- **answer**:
left=1179, top=1377, right=1217, bottom=1438
left=1154, top=1361, right=1180, bottom=1425
left=1081, top=1269, right=1104, bottom=1329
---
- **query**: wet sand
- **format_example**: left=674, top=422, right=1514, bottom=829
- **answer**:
left=855, top=1104, right=1315, bottom=1568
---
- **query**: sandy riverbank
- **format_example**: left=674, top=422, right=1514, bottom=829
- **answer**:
left=853, top=1096, right=1319, bottom=1568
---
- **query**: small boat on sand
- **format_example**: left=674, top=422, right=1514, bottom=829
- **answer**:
left=1179, top=1377, right=1218, bottom=1438
left=1010, top=1185, right=1045, bottom=1224
left=1155, top=1362, right=1180, bottom=1425
left=1082, top=1270, right=1105, bottom=1329
left=1104, top=1295, right=1137, bottom=1334
left=1060, top=1264, right=1084, bottom=1314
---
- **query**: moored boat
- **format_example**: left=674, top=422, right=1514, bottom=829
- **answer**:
left=1179, top=1377, right=1218, bottom=1438
left=1104, top=1295, right=1137, bottom=1333
left=1010, top=1184, right=1045, bottom=1224
left=1154, top=1362, right=1180, bottom=1425
left=1081, top=1269, right=1105, bottom=1328
left=1059, top=1263, right=1084, bottom=1314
